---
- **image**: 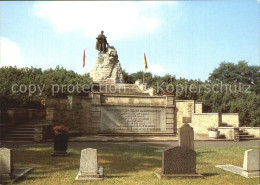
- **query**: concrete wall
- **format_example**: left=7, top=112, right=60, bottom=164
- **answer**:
left=45, top=94, right=176, bottom=134
left=195, top=102, right=202, bottom=113
left=222, top=113, right=240, bottom=127
left=46, top=96, right=92, bottom=133
left=218, top=127, right=238, bottom=140
left=191, top=113, right=221, bottom=134
left=240, top=127, right=260, bottom=138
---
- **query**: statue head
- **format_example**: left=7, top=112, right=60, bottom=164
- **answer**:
left=101, top=31, right=104, bottom=34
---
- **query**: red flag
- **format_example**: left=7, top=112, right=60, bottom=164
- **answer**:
left=83, top=49, right=85, bottom=67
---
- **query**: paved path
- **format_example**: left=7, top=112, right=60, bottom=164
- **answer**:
left=0, top=140, right=259, bottom=149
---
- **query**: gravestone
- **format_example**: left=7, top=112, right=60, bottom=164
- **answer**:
left=178, top=123, right=194, bottom=150
left=75, top=148, right=103, bottom=181
left=0, top=148, right=13, bottom=180
left=242, top=149, right=260, bottom=178
left=155, top=146, right=203, bottom=179
left=0, top=148, right=32, bottom=183
left=216, top=149, right=260, bottom=178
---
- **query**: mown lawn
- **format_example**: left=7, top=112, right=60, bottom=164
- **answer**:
left=10, top=143, right=259, bottom=185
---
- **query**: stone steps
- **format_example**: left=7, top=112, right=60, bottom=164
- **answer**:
left=3, top=136, right=34, bottom=141
left=238, top=129, right=256, bottom=141
left=219, top=123, right=257, bottom=141
left=3, top=123, right=36, bottom=141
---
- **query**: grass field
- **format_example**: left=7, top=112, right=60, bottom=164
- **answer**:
left=10, top=143, right=259, bottom=185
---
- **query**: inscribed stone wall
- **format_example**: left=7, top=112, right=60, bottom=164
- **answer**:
left=100, top=106, right=167, bottom=133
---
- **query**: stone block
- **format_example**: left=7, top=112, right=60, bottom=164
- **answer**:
left=166, top=124, right=174, bottom=129
left=182, top=117, right=191, bottom=123
left=166, top=108, right=174, bottom=114
left=166, top=118, right=174, bottom=124
left=166, top=114, right=174, bottom=119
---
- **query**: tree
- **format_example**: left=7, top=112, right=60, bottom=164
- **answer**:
left=209, top=61, right=260, bottom=94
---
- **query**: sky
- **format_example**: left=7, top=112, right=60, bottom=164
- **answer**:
left=0, top=0, right=259, bottom=80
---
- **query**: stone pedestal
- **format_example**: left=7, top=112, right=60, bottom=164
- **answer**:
left=90, top=47, right=124, bottom=83
left=51, top=134, right=70, bottom=156
left=75, top=148, right=103, bottom=181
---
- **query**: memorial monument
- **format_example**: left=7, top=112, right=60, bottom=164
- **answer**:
left=90, top=31, right=124, bottom=83
left=44, top=31, right=247, bottom=140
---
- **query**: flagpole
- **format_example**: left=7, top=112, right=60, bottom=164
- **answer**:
left=143, top=70, right=145, bottom=84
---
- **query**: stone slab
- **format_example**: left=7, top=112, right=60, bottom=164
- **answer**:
left=75, top=173, right=103, bottom=181
left=155, top=172, right=203, bottom=179
left=216, top=164, right=260, bottom=178
left=75, top=166, right=104, bottom=181
left=0, top=167, right=32, bottom=183
left=51, top=149, right=71, bottom=157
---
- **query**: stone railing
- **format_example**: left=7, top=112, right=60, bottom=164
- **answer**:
left=135, top=79, right=155, bottom=96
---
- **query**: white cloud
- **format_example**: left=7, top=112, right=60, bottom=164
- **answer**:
left=0, top=37, right=23, bottom=68
left=33, top=1, right=163, bottom=40
left=148, top=63, right=165, bottom=76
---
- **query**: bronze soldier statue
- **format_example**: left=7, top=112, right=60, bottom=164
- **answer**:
left=96, top=31, right=108, bottom=53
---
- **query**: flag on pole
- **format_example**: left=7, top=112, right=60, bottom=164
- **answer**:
left=83, top=49, right=85, bottom=67
left=144, top=53, right=148, bottom=71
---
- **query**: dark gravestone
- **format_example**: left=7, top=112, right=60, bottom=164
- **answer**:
left=163, top=146, right=196, bottom=174
left=155, top=146, right=203, bottom=179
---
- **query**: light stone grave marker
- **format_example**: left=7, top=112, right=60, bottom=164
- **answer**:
left=178, top=123, right=194, bottom=150
left=75, top=148, right=103, bottom=181
left=216, top=149, right=260, bottom=178
left=0, top=148, right=31, bottom=183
